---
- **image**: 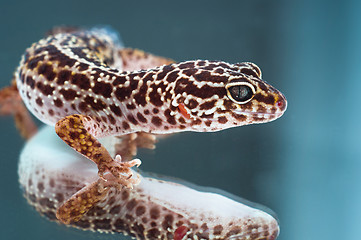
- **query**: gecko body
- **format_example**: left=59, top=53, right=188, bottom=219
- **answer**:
left=13, top=27, right=287, bottom=229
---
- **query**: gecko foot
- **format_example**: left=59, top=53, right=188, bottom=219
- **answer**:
left=56, top=114, right=143, bottom=189
left=98, top=156, right=141, bottom=189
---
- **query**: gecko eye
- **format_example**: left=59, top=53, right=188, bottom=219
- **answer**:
left=226, top=82, right=255, bottom=104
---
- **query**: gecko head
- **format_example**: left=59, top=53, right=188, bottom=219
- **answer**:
left=168, top=61, right=287, bottom=132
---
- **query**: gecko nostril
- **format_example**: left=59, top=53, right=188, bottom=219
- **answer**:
left=276, top=100, right=283, bottom=108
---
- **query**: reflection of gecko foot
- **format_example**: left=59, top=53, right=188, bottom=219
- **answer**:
left=98, top=155, right=141, bottom=189
left=56, top=178, right=111, bottom=224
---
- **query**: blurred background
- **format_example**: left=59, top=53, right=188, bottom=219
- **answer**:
left=0, top=0, right=360, bottom=239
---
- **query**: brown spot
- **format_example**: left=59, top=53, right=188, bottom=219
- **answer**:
left=28, top=193, right=36, bottom=203
left=250, top=232, right=261, bottom=239
left=147, top=228, right=160, bottom=239
left=129, top=78, right=139, bottom=90
left=196, top=231, right=209, bottom=239
left=178, top=62, right=194, bottom=69
left=35, top=97, right=43, bottom=106
left=166, top=71, right=180, bottom=82
left=151, top=116, right=162, bottom=126
left=115, top=87, right=132, bottom=101
left=109, top=104, right=122, bottom=116
left=48, top=109, right=54, bottom=116
left=135, top=205, right=146, bottom=216
left=142, top=72, right=155, bottom=82
left=37, top=182, right=44, bottom=192
left=122, top=121, right=130, bottom=130
left=179, top=117, right=186, bottom=124
left=126, top=103, right=136, bottom=110
left=132, top=223, right=145, bottom=238
left=77, top=62, right=88, bottom=71
left=183, top=68, right=197, bottom=77
left=114, top=218, right=126, bottom=230
left=110, top=205, right=121, bottom=214
left=165, top=109, right=176, bottom=125
left=254, top=93, right=275, bottom=105
left=36, top=82, right=55, bottom=95
left=214, top=68, right=224, bottom=74
left=101, top=116, right=108, bottom=123
left=25, top=76, right=35, bottom=89
left=148, top=87, right=163, bottom=107
left=218, top=116, right=228, bottom=124
left=240, top=68, right=259, bottom=78
left=84, top=96, right=106, bottom=111
left=27, top=55, right=44, bottom=69
left=49, top=178, right=55, bottom=187
left=93, top=219, right=112, bottom=230
left=201, top=223, right=208, bottom=230
left=137, top=112, right=147, bottom=123
left=78, top=102, right=89, bottom=112
left=93, top=81, right=113, bottom=98
left=232, top=113, right=247, bottom=121
left=39, top=198, right=54, bottom=208
left=199, top=99, right=217, bottom=110
left=107, top=114, right=116, bottom=124
left=226, top=227, right=241, bottom=237
left=125, top=213, right=134, bottom=221
left=187, top=99, right=198, bottom=109
left=174, top=78, right=225, bottom=99
left=59, top=89, right=79, bottom=101
left=71, top=73, right=91, bottom=90
left=113, top=76, right=127, bottom=85
left=150, top=207, right=160, bottom=219
left=133, top=84, right=147, bottom=106
left=56, top=70, right=71, bottom=85
left=144, top=109, right=150, bottom=115
left=55, top=193, right=64, bottom=203
left=87, top=206, right=106, bottom=216
left=213, top=225, right=223, bottom=235
left=74, top=219, right=91, bottom=228
left=127, top=114, right=138, bottom=125
left=162, top=214, right=174, bottom=230
left=107, top=196, right=116, bottom=206
left=152, top=108, right=159, bottom=114
left=126, top=198, right=137, bottom=210
left=38, top=63, right=56, bottom=81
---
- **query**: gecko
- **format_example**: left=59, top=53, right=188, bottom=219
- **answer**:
left=18, top=126, right=280, bottom=240
left=6, top=26, right=287, bottom=226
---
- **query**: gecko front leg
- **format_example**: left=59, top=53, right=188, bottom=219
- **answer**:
left=55, top=114, right=141, bottom=187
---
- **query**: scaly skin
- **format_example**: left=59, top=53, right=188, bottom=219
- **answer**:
left=13, top=27, right=287, bottom=226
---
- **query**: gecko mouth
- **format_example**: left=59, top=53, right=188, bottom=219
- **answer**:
left=232, top=109, right=285, bottom=120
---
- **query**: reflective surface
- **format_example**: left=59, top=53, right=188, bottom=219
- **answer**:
left=0, top=1, right=360, bottom=240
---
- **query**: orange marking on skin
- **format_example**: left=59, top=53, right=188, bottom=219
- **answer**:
left=178, top=103, right=190, bottom=119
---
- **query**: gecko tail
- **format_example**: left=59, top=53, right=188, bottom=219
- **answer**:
left=89, top=25, right=124, bottom=48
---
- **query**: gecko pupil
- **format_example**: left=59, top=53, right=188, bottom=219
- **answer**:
left=229, top=85, right=253, bottom=102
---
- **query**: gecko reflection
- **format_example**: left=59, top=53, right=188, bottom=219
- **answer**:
left=18, top=126, right=279, bottom=240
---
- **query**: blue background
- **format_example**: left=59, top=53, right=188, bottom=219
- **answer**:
left=0, top=0, right=360, bottom=239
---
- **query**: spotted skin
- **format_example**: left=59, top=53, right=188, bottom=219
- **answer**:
left=14, top=27, right=287, bottom=227
left=19, top=126, right=280, bottom=240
